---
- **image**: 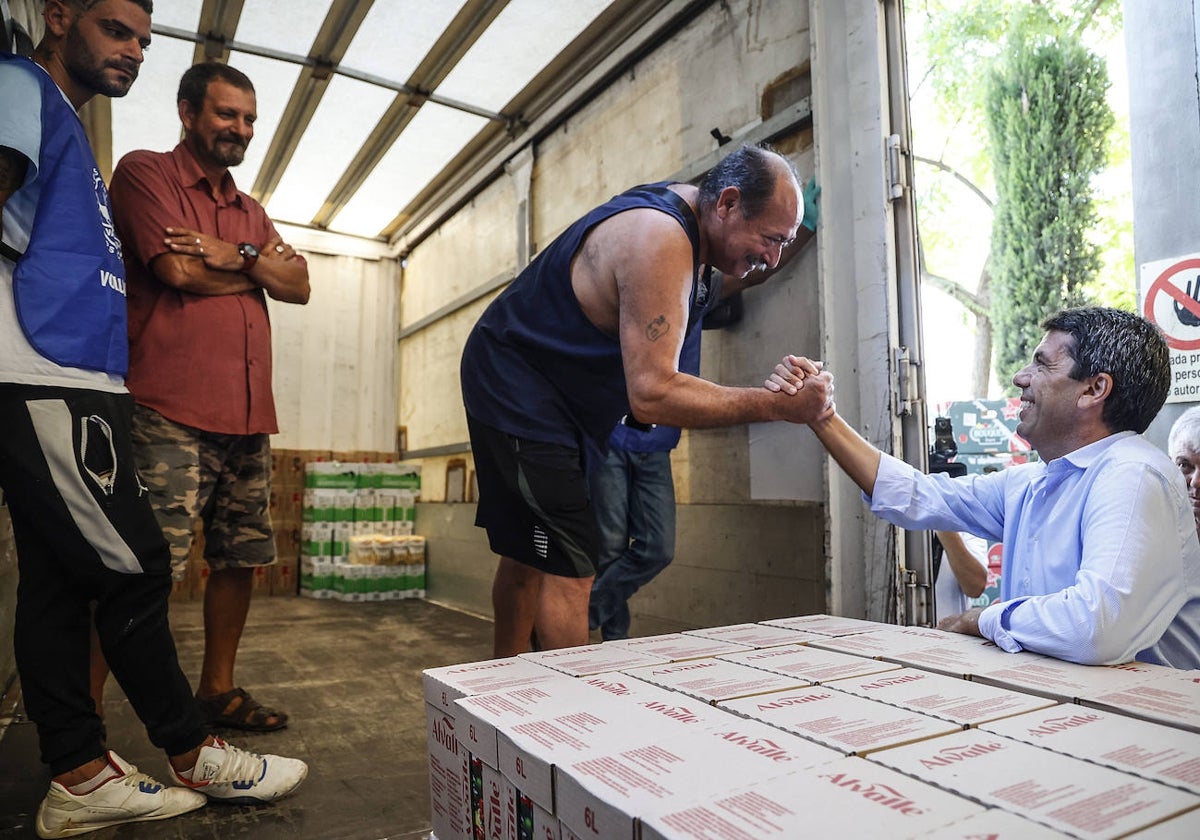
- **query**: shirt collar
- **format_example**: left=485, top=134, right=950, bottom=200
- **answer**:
left=1053, top=430, right=1136, bottom=471
left=171, top=142, right=243, bottom=207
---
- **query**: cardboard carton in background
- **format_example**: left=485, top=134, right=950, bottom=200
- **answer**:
left=719, top=642, right=903, bottom=684
left=885, top=638, right=1051, bottom=680
left=518, top=643, right=668, bottom=677
left=760, top=613, right=887, bottom=637
left=605, top=632, right=755, bottom=661
left=622, top=657, right=809, bottom=704
left=972, top=658, right=1173, bottom=704
left=832, top=667, right=1059, bottom=727
left=681, top=622, right=825, bottom=648
left=807, top=625, right=982, bottom=660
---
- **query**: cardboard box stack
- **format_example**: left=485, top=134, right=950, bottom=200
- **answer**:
left=299, top=460, right=422, bottom=601
left=424, top=618, right=1200, bottom=839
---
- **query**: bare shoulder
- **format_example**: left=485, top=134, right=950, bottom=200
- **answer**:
left=573, top=206, right=692, bottom=336
left=591, top=206, right=694, bottom=277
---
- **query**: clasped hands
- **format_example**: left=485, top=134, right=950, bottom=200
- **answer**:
left=763, top=354, right=837, bottom=424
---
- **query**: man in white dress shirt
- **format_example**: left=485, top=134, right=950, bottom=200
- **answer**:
left=768, top=307, right=1200, bottom=668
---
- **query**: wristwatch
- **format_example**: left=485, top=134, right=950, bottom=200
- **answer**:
left=238, top=242, right=259, bottom=271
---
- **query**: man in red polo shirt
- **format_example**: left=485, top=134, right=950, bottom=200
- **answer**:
left=106, top=61, right=310, bottom=732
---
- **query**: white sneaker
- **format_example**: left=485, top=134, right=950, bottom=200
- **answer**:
left=35, top=751, right=206, bottom=838
left=172, top=737, right=307, bottom=805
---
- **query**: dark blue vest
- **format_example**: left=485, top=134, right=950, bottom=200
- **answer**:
left=3, top=54, right=129, bottom=376
left=461, top=183, right=702, bottom=456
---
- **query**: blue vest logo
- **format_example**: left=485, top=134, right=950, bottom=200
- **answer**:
left=92, top=167, right=123, bottom=259
left=100, top=269, right=125, bottom=295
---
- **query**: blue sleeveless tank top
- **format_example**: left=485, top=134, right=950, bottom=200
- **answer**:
left=3, top=54, right=129, bottom=376
left=461, top=182, right=703, bottom=453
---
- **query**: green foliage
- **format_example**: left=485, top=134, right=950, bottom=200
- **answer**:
left=984, top=25, right=1115, bottom=385
left=914, top=0, right=1119, bottom=154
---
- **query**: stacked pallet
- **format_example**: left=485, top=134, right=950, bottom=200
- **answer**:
left=298, top=460, right=424, bottom=601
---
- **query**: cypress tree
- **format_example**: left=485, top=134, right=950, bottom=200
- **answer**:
left=985, top=28, right=1113, bottom=384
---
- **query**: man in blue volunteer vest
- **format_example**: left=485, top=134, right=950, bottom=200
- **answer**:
left=0, top=3, right=306, bottom=836
left=461, top=145, right=833, bottom=657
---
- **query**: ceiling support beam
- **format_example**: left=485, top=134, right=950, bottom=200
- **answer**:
left=193, top=0, right=245, bottom=65
left=309, top=0, right=511, bottom=230
left=387, top=0, right=714, bottom=252
left=250, top=0, right=376, bottom=205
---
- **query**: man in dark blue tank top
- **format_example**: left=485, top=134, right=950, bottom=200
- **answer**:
left=461, top=145, right=834, bottom=657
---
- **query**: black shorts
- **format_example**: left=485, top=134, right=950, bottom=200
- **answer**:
left=467, top=414, right=596, bottom=578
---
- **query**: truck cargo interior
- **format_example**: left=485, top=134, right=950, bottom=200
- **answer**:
left=1, top=0, right=1195, bottom=838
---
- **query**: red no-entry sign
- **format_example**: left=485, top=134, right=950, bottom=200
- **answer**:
left=1143, top=257, right=1200, bottom=350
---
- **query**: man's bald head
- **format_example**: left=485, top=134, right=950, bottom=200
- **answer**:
left=698, top=144, right=801, bottom=220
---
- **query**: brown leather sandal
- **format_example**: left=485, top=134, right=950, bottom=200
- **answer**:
left=196, top=687, right=289, bottom=732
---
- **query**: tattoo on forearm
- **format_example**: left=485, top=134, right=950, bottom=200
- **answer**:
left=646, top=315, right=670, bottom=341
left=0, top=147, right=30, bottom=194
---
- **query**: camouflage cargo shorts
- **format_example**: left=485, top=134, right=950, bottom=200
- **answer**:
left=130, top=404, right=275, bottom=580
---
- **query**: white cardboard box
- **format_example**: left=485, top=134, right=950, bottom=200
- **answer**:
left=637, top=756, right=985, bottom=840
left=426, top=702, right=471, bottom=840
left=719, top=643, right=903, bottom=684
left=760, top=613, right=888, bottom=636
left=719, top=685, right=961, bottom=755
left=622, top=657, right=810, bottom=703
left=979, top=705, right=1200, bottom=794
left=830, top=667, right=1060, bottom=727
left=553, top=715, right=843, bottom=839
left=1080, top=669, right=1200, bottom=733
left=972, top=658, right=1173, bottom=703
left=493, top=676, right=732, bottom=812
left=605, top=632, right=755, bottom=661
left=870, top=731, right=1200, bottom=839
left=1120, top=805, right=1200, bottom=837
left=920, top=808, right=1075, bottom=838
left=681, top=622, right=824, bottom=648
left=455, top=674, right=677, bottom=769
left=519, top=644, right=669, bottom=677
left=423, top=658, right=563, bottom=840
left=882, top=638, right=1051, bottom=679
left=806, top=625, right=985, bottom=659
left=423, top=656, right=563, bottom=713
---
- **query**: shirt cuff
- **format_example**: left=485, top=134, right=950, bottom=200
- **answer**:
left=865, top=452, right=908, bottom=509
left=978, top=598, right=1028, bottom=653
